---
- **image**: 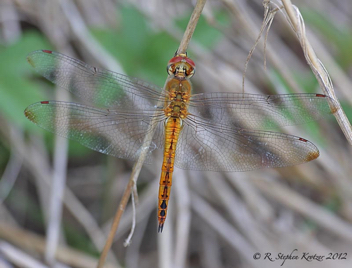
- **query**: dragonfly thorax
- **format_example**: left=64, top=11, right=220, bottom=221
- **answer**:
left=164, top=78, right=191, bottom=119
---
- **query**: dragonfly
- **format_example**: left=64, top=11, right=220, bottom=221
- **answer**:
left=24, top=50, right=337, bottom=232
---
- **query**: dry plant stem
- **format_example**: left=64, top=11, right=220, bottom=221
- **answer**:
left=123, top=191, right=136, bottom=246
left=97, top=105, right=161, bottom=268
left=177, top=0, right=207, bottom=54
left=124, top=208, right=150, bottom=268
left=191, top=193, right=256, bottom=266
left=174, top=170, right=191, bottom=268
left=97, top=178, right=134, bottom=268
left=60, top=0, right=125, bottom=74
left=207, top=174, right=271, bottom=250
left=0, top=123, right=119, bottom=266
left=98, top=1, right=207, bottom=267
left=0, top=145, right=22, bottom=205
left=255, top=178, right=352, bottom=241
left=45, top=136, right=68, bottom=266
left=45, top=85, right=69, bottom=265
left=0, top=241, right=47, bottom=268
left=108, top=181, right=157, bottom=239
left=242, top=4, right=280, bottom=92
left=221, top=0, right=306, bottom=98
left=0, top=222, right=116, bottom=268
left=281, top=0, right=352, bottom=144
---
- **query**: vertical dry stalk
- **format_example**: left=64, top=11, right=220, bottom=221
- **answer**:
left=97, top=1, right=207, bottom=267
left=177, top=0, right=207, bottom=55
left=242, top=2, right=281, bottom=92
left=281, top=0, right=352, bottom=144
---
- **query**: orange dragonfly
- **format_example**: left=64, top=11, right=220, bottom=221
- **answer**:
left=25, top=50, right=337, bottom=232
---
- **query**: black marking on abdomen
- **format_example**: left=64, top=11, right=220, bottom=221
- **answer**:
left=160, top=200, right=167, bottom=209
left=161, top=186, right=168, bottom=198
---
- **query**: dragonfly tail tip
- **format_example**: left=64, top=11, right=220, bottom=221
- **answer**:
left=158, top=223, right=164, bottom=233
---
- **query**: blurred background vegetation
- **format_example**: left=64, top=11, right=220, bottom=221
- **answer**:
left=0, top=0, right=352, bottom=267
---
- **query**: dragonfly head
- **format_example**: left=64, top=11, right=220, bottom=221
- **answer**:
left=167, top=54, right=195, bottom=79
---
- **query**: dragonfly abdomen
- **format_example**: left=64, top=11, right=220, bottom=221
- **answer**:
left=158, top=117, right=182, bottom=232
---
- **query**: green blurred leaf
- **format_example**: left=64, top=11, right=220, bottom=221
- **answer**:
left=7, top=187, right=45, bottom=228
left=340, top=101, right=352, bottom=121
left=64, top=224, right=99, bottom=256
left=302, top=8, right=352, bottom=69
left=91, top=6, right=227, bottom=87
left=176, top=11, right=229, bottom=49
left=269, top=70, right=331, bottom=146
left=91, top=6, right=178, bottom=87
left=0, top=31, right=52, bottom=128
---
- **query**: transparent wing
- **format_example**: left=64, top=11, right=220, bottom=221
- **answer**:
left=175, top=114, right=319, bottom=171
left=24, top=101, right=165, bottom=163
left=27, top=50, right=167, bottom=109
left=26, top=51, right=330, bottom=171
left=189, top=92, right=337, bottom=129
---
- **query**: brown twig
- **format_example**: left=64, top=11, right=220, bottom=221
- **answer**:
left=281, top=0, right=352, bottom=144
left=177, top=0, right=207, bottom=55
left=242, top=2, right=281, bottom=93
left=97, top=178, right=134, bottom=267
left=123, top=189, right=136, bottom=246
left=97, top=1, right=207, bottom=267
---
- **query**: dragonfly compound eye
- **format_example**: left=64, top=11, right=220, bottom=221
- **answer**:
left=167, top=64, right=176, bottom=75
left=186, top=67, right=195, bottom=78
